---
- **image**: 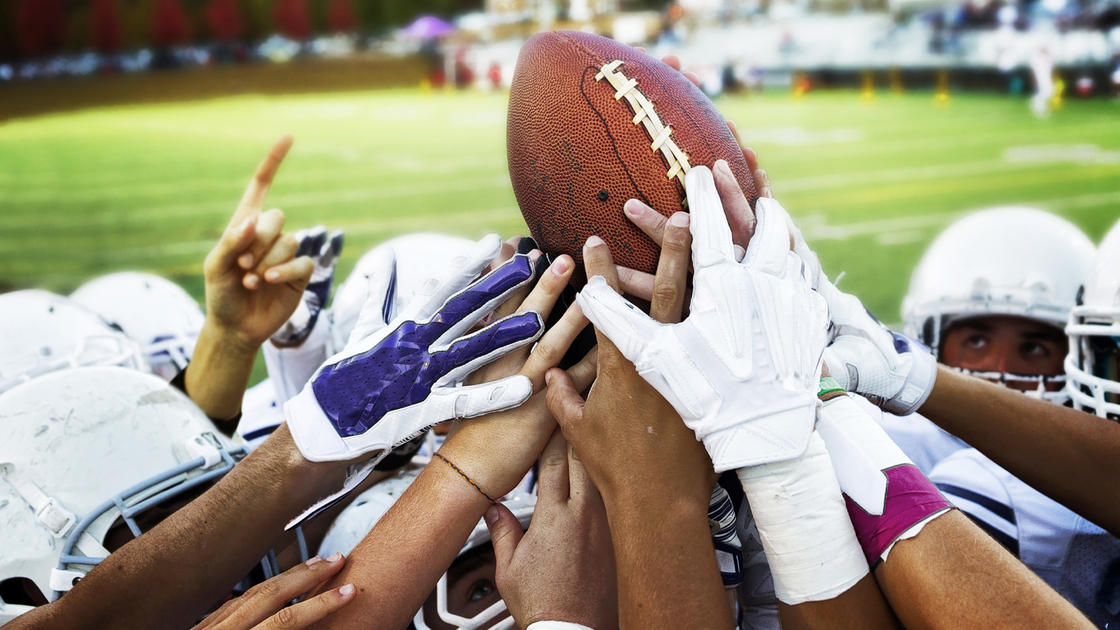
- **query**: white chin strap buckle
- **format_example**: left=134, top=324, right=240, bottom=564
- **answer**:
left=175, top=433, right=223, bottom=469
left=2, top=463, right=78, bottom=538
left=49, top=568, right=86, bottom=593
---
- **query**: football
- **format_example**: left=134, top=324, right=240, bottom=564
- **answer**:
left=507, top=30, right=758, bottom=277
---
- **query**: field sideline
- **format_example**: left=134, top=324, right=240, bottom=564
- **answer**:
left=2, top=88, right=1118, bottom=382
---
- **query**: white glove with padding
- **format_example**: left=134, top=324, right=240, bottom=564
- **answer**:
left=576, top=167, right=829, bottom=471
left=818, top=279, right=937, bottom=416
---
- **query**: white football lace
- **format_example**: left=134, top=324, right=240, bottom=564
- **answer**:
left=595, top=60, right=693, bottom=205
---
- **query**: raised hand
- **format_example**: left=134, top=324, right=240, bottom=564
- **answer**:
left=203, top=135, right=314, bottom=349
left=286, top=235, right=543, bottom=464
left=485, top=429, right=618, bottom=630
left=578, top=165, right=830, bottom=472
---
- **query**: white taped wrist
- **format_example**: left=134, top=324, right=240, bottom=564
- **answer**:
left=736, top=431, right=868, bottom=604
left=526, top=622, right=595, bottom=630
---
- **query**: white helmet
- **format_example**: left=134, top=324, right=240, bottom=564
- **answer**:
left=0, top=290, right=147, bottom=395
left=901, top=207, right=1096, bottom=401
left=328, top=234, right=477, bottom=354
left=0, top=367, right=242, bottom=623
left=71, top=272, right=205, bottom=381
left=1066, top=219, right=1120, bottom=419
left=317, top=466, right=535, bottom=630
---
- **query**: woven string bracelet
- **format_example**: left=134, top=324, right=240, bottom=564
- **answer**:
left=432, top=452, right=498, bottom=505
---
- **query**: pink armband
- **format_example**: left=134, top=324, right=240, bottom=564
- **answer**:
left=845, top=464, right=951, bottom=567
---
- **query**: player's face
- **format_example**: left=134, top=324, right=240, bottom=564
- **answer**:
left=420, top=545, right=514, bottom=630
left=940, top=315, right=1067, bottom=391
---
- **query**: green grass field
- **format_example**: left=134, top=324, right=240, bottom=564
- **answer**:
left=2, top=88, right=1119, bottom=382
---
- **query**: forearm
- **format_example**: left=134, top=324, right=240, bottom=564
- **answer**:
left=312, top=458, right=492, bottom=630
left=921, top=365, right=1120, bottom=535
left=605, top=490, right=731, bottom=630
left=876, top=510, right=1093, bottom=630
left=777, top=575, right=900, bottom=630
left=22, top=424, right=345, bottom=630
left=185, top=320, right=259, bottom=420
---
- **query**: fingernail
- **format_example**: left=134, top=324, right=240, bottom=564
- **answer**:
left=239, top=253, right=254, bottom=268
left=327, top=552, right=343, bottom=563
left=544, top=370, right=553, bottom=386
left=623, top=200, right=643, bottom=217
left=238, top=217, right=252, bottom=233
left=305, top=556, right=323, bottom=567
left=484, top=505, right=501, bottom=526
left=552, top=256, right=570, bottom=275
left=339, top=584, right=356, bottom=597
left=670, top=212, right=690, bottom=227
left=244, top=274, right=259, bottom=289
left=266, top=269, right=279, bottom=282
left=716, top=160, right=733, bottom=178
left=585, top=235, right=605, bottom=249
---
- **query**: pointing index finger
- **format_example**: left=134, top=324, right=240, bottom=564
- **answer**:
left=231, top=134, right=294, bottom=228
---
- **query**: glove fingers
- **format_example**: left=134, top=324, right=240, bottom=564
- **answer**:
left=576, top=276, right=658, bottom=365
left=402, top=234, right=503, bottom=324
left=431, top=374, right=535, bottom=420
left=685, top=165, right=736, bottom=269
left=437, top=311, right=544, bottom=386
left=320, top=230, right=344, bottom=266
left=348, top=247, right=397, bottom=345
left=430, top=254, right=535, bottom=347
left=744, top=197, right=795, bottom=277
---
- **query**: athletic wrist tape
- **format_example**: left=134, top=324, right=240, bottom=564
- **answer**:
left=822, top=395, right=952, bottom=567
left=736, top=431, right=869, bottom=604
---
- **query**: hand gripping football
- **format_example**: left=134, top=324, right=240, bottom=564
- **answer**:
left=507, top=30, right=757, bottom=277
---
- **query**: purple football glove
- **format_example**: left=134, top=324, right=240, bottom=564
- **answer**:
left=285, top=234, right=543, bottom=463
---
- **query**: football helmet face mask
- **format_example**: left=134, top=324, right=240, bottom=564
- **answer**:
left=0, top=290, right=147, bottom=395
left=413, top=490, right=536, bottom=630
left=0, top=367, right=244, bottom=623
left=1066, top=219, right=1120, bottom=420
left=901, top=207, right=1096, bottom=403
left=71, top=272, right=205, bottom=381
left=329, top=233, right=477, bottom=356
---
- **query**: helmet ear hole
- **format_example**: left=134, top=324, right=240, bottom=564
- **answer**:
left=0, top=577, right=47, bottom=607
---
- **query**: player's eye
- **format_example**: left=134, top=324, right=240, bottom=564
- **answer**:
left=964, top=334, right=988, bottom=349
left=1021, top=342, right=1050, bottom=358
left=468, top=580, right=495, bottom=602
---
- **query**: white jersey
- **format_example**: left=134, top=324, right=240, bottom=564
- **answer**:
left=930, top=449, right=1120, bottom=628
left=854, top=395, right=967, bottom=475
left=237, top=378, right=285, bottom=451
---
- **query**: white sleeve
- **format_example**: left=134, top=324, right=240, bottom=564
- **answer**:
left=929, top=449, right=1019, bottom=555
left=525, top=622, right=595, bottom=630
left=262, top=318, right=330, bottom=404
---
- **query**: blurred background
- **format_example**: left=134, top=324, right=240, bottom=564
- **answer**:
left=1, top=0, right=1118, bottom=383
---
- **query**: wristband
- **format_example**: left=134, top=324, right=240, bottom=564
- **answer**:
left=818, top=376, right=845, bottom=398
left=736, top=431, right=868, bottom=604
left=820, top=395, right=952, bottom=566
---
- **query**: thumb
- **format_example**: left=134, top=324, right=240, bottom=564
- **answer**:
left=206, top=214, right=258, bottom=279
left=485, top=502, right=524, bottom=574
left=545, top=368, right=587, bottom=443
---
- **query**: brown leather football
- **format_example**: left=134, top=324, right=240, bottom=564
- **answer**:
left=507, top=30, right=757, bottom=277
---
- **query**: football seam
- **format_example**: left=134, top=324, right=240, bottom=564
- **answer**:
left=578, top=65, right=653, bottom=210
left=594, top=60, right=695, bottom=199
left=559, top=31, right=689, bottom=206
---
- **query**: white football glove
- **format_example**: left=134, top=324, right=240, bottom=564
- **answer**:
left=817, top=280, right=936, bottom=416
left=576, top=167, right=829, bottom=471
